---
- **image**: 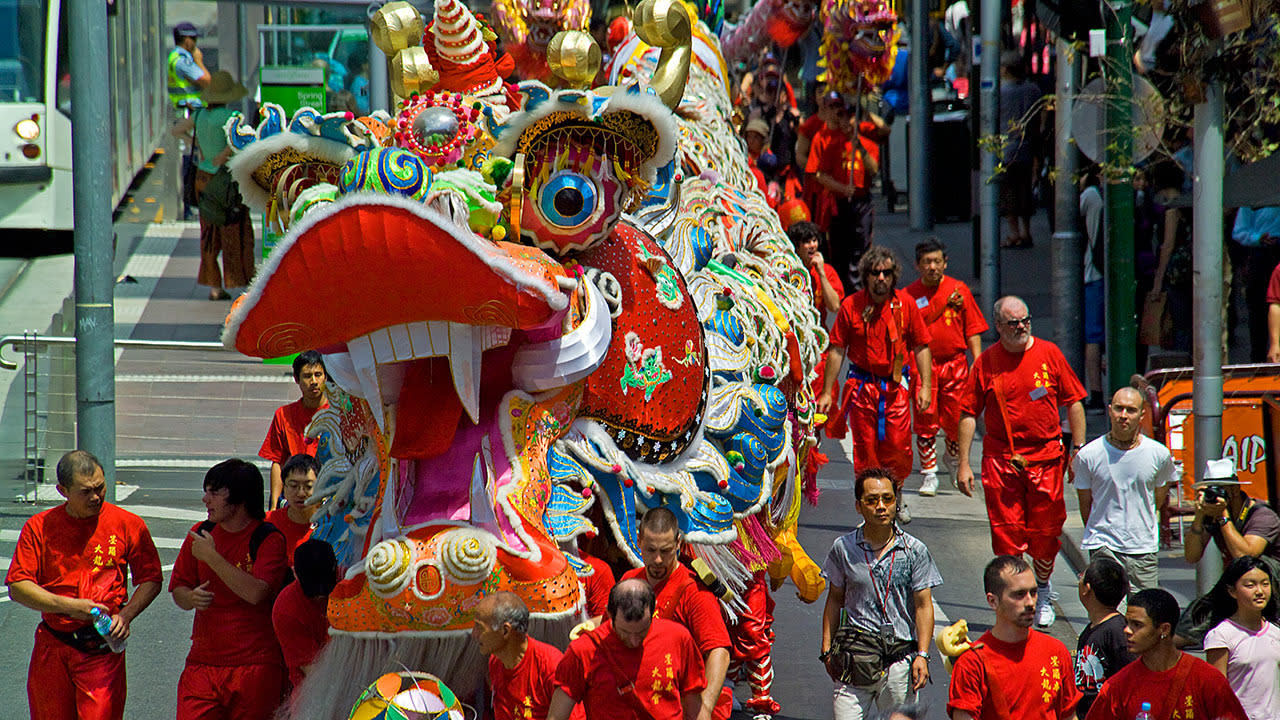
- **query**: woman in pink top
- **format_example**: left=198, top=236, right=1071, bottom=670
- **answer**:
left=1203, top=556, right=1280, bottom=720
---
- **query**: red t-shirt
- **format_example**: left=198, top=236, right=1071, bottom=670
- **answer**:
left=798, top=114, right=827, bottom=140
left=271, top=580, right=328, bottom=688
left=6, top=503, right=162, bottom=633
left=489, top=637, right=563, bottom=720
left=1083, top=652, right=1248, bottom=720
left=962, top=339, right=1087, bottom=462
left=904, top=276, right=988, bottom=360
left=581, top=553, right=616, bottom=620
left=1267, top=261, right=1280, bottom=304
left=259, top=399, right=327, bottom=465
left=829, top=288, right=931, bottom=378
left=169, top=519, right=289, bottom=666
left=948, top=630, right=1082, bottom=720
left=809, top=264, right=845, bottom=325
left=265, top=507, right=312, bottom=566
left=554, top=618, right=706, bottom=720
left=621, top=563, right=730, bottom=655
left=812, top=124, right=880, bottom=190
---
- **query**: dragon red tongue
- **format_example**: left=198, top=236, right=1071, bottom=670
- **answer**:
left=392, top=357, right=465, bottom=458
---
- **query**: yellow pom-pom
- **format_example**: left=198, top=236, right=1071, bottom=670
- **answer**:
left=491, top=225, right=507, bottom=241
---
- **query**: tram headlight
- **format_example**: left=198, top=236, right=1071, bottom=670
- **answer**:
left=14, top=118, right=40, bottom=141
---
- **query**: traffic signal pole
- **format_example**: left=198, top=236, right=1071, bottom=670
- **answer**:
left=1104, top=0, right=1137, bottom=390
left=977, top=0, right=1001, bottom=314
left=1052, top=40, right=1084, bottom=378
left=69, top=0, right=117, bottom=497
left=908, top=0, right=933, bottom=230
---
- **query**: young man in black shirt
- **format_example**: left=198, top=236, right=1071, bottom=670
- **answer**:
left=1074, top=556, right=1135, bottom=716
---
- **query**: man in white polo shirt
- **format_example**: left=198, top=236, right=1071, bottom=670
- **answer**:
left=1072, top=386, right=1176, bottom=592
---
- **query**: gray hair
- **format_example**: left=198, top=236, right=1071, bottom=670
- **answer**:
left=488, top=591, right=530, bottom=634
left=992, top=295, right=1027, bottom=323
left=56, top=450, right=102, bottom=488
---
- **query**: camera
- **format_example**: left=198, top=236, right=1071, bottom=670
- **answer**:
left=1202, top=484, right=1229, bottom=504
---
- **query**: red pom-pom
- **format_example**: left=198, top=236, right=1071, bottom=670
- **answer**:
left=623, top=478, right=633, bottom=487
left=717, top=479, right=729, bottom=489
left=610, top=464, right=622, bottom=473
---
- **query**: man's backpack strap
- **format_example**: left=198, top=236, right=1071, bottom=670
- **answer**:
left=197, top=519, right=284, bottom=564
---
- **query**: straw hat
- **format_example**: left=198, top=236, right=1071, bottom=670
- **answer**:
left=200, top=71, right=248, bottom=105
left=1195, top=458, right=1246, bottom=486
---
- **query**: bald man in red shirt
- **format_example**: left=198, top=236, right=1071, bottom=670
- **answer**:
left=6, top=450, right=162, bottom=720
left=956, top=296, right=1086, bottom=628
left=620, top=508, right=732, bottom=720
left=817, top=246, right=933, bottom=520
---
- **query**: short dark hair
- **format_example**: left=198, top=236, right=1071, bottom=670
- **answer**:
left=914, top=237, right=947, bottom=262
left=294, top=539, right=338, bottom=598
left=608, top=579, right=656, bottom=622
left=282, top=453, right=321, bottom=481
left=292, top=351, right=326, bottom=381
left=638, top=506, right=681, bottom=539
left=487, top=591, right=531, bottom=634
left=858, top=245, right=900, bottom=286
left=203, top=459, right=266, bottom=520
left=1083, top=556, right=1129, bottom=608
left=855, top=467, right=898, bottom=501
left=1130, top=588, right=1180, bottom=630
left=56, top=449, right=103, bottom=488
left=787, top=221, right=823, bottom=250
left=983, top=555, right=1032, bottom=596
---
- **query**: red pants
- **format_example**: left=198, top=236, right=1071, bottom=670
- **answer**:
left=912, top=352, right=969, bottom=440
left=839, top=372, right=913, bottom=485
left=981, top=454, right=1066, bottom=581
left=29, top=624, right=126, bottom=720
left=177, top=661, right=285, bottom=720
left=728, top=572, right=781, bottom=714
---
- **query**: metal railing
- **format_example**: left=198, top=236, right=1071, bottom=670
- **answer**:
left=0, top=333, right=279, bottom=502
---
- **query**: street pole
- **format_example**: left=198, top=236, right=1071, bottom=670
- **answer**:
left=1193, top=81, right=1225, bottom=596
left=978, top=0, right=1000, bottom=315
left=1104, top=0, right=1137, bottom=390
left=370, top=42, right=390, bottom=114
left=908, top=0, right=932, bottom=230
left=68, top=0, right=116, bottom=497
left=1052, top=40, right=1083, bottom=378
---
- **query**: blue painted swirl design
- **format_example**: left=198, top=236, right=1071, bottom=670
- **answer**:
left=340, top=148, right=429, bottom=199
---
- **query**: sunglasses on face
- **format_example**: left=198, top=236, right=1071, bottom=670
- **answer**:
left=867, top=268, right=895, bottom=277
left=1002, top=316, right=1032, bottom=327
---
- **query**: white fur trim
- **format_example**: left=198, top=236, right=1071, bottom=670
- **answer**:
left=225, top=133, right=358, bottom=212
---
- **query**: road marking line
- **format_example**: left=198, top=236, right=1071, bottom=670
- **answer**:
left=117, top=373, right=292, bottom=383
left=115, top=459, right=271, bottom=472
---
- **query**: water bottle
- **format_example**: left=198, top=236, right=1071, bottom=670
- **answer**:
left=1135, top=701, right=1152, bottom=720
left=89, top=607, right=126, bottom=653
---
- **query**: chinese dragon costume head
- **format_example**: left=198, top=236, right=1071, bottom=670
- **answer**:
left=221, top=1, right=826, bottom=717
left=818, top=0, right=900, bottom=94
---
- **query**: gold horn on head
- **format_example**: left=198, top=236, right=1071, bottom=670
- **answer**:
left=634, top=0, right=693, bottom=110
left=547, top=31, right=602, bottom=89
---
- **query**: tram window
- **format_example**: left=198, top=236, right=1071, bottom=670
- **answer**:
left=0, top=0, right=47, bottom=103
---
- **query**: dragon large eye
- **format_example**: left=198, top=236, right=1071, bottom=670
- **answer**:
left=538, top=171, right=599, bottom=228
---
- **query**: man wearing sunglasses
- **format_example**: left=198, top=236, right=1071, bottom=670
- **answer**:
left=818, top=246, right=933, bottom=523
left=955, top=296, right=1086, bottom=628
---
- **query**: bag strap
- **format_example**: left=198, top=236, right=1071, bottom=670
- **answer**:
left=586, top=629, right=651, bottom=713
left=1160, top=654, right=1194, bottom=715
left=969, top=644, right=1013, bottom=720
left=992, top=374, right=1019, bottom=457
left=189, top=108, right=202, bottom=162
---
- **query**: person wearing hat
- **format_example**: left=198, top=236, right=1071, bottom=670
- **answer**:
left=192, top=72, right=255, bottom=301
left=744, top=116, right=772, bottom=195
left=168, top=22, right=211, bottom=113
left=1184, top=458, right=1280, bottom=566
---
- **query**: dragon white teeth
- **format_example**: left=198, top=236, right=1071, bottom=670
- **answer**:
left=346, top=335, right=388, bottom=432
left=449, top=322, right=485, bottom=425
left=468, top=437, right=501, bottom=532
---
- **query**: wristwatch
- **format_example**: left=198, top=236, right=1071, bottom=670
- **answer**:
left=914, top=651, right=930, bottom=661
left=819, top=648, right=834, bottom=661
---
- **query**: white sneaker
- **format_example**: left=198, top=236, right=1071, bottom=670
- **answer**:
left=898, top=502, right=912, bottom=524
left=919, top=473, right=939, bottom=496
left=1036, top=583, right=1056, bottom=627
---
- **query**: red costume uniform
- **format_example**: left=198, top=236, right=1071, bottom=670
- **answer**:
left=265, top=507, right=311, bottom=566
left=963, top=339, right=1085, bottom=580
left=948, top=630, right=1082, bottom=720
left=489, top=636, right=563, bottom=720
left=554, top=618, right=706, bottom=720
left=809, top=123, right=879, bottom=231
left=271, top=580, right=328, bottom=689
left=621, top=562, right=732, bottom=719
left=1084, top=653, right=1247, bottom=720
left=904, top=276, right=987, bottom=474
left=727, top=571, right=780, bottom=715
left=259, top=399, right=326, bottom=465
left=581, top=552, right=616, bottom=620
left=171, top=519, right=290, bottom=720
left=7, top=503, right=162, bottom=720
left=828, top=288, right=931, bottom=485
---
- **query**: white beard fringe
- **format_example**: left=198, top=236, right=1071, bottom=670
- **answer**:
left=276, top=616, right=578, bottom=720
